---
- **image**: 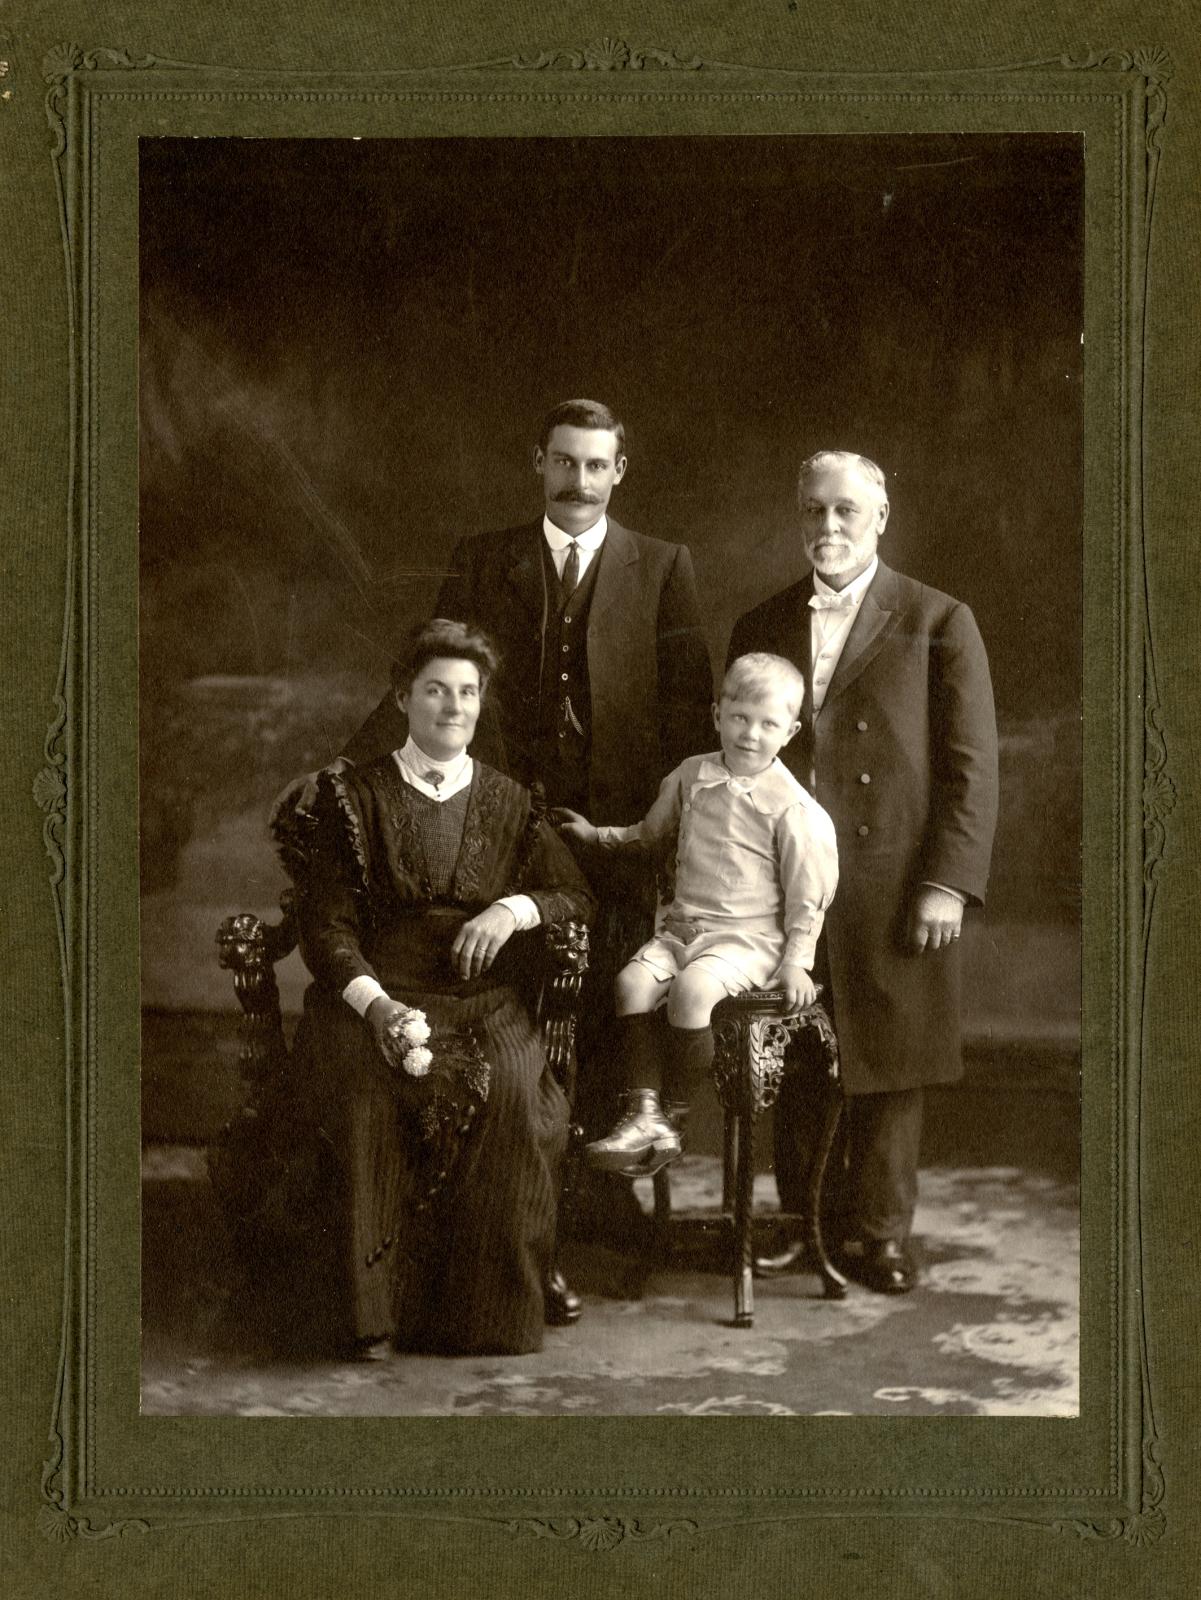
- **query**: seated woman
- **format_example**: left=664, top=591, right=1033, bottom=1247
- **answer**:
left=291, top=618, right=596, bottom=1357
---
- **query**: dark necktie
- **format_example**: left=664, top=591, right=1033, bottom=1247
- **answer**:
left=561, top=538, right=581, bottom=598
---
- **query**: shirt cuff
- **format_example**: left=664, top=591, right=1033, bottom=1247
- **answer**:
left=343, top=975, right=389, bottom=1017
left=783, top=933, right=817, bottom=969
left=495, top=894, right=541, bottom=930
left=920, top=881, right=968, bottom=903
left=596, top=824, right=640, bottom=847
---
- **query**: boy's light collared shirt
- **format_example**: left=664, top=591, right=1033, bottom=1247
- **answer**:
left=341, top=738, right=539, bottom=1017
left=598, top=752, right=839, bottom=969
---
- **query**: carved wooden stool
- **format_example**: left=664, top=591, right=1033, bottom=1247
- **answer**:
left=651, top=988, right=846, bottom=1328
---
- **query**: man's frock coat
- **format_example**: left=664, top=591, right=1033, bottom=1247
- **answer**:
left=727, top=561, right=999, bottom=1095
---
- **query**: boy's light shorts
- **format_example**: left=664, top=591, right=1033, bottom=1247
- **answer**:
left=626, top=916, right=787, bottom=997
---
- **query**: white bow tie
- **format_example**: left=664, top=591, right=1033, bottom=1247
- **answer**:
left=809, top=591, right=856, bottom=612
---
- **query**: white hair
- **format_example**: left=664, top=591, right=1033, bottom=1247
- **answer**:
left=797, top=450, right=888, bottom=499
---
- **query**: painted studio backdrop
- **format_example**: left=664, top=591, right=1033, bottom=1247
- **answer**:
left=138, top=133, right=1083, bottom=1145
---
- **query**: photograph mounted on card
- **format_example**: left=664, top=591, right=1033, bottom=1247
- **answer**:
left=38, top=38, right=1163, bottom=1547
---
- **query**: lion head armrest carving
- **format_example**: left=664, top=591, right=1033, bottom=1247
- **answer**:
left=215, top=895, right=299, bottom=1091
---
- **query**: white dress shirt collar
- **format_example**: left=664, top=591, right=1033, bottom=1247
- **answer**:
left=812, top=553, right=879, bottom=606
left=394, top=736, right=473, bottom=802
left=542, top=513, right=609, bottom=553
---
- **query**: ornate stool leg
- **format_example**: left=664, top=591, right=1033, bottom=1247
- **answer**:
left=792, top=1002, right=848, bottom=1299
left=804, top=1079, right=848, bottom=1299
left=732, top=1095, right=755, bottom=1327
left=714, top=990, right=844, bottom=1320
left=721, top=1107, right=737, bottom=1214
left=651, top=1167, right=673, bottom=1260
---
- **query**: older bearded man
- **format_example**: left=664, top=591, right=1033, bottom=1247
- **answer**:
left=727, top=450, right=998, bottom=1294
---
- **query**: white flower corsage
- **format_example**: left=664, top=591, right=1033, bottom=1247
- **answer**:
left=403, top=1044, right=433, bottom=1077
left=382, top=1006, right=435, bottom=1076
left=400, top=1013, right=432, bottom=1047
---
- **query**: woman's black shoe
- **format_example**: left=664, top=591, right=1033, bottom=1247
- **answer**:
left=544, top=1269, right=582, bottom=1326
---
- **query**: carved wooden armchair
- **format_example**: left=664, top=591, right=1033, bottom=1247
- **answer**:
left=208, top=891, right=590, bottom=1298
left=651, top=987, right=846, bottom=1329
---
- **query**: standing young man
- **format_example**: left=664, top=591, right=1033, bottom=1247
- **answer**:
left=345, top=398, right=713, bottom=825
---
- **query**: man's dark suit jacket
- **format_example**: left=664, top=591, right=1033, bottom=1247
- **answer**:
left=727, top=560, right=999, bottom=1095
left=345, top=518, right=713, bottom=826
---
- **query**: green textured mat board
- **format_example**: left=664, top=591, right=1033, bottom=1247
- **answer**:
left=1, top=2, right=1198, bottom=1595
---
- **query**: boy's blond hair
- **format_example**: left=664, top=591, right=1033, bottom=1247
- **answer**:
left=720, top=652, right=806, bottom=719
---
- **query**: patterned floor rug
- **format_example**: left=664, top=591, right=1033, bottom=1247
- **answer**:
left=141, top=1149, right=1078, bottom=1418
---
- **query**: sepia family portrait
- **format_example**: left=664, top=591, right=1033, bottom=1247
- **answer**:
left=138, top=130, right=1082, bottom=1419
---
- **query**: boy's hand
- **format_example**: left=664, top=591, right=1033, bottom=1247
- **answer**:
left=552, top=808, right=599, bottom=845
left=769, top=962, right=816, bottom=1016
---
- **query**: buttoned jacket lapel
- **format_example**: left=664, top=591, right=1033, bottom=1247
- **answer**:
left=587, top=517, right=639, bottom=629
left=816, top=560, right=903, bottom=715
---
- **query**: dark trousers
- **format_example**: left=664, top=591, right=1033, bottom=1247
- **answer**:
left=773, top=1077, right=924, bottom=1242
left=773, top=934, right=925, bottom=1242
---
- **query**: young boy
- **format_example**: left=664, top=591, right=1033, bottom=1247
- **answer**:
left=557, top=652, right=839, bottom=1177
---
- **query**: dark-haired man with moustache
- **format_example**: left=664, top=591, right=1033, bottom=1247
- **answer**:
left=345, top=398, right=712, bottom=823
left=728, top=450, right=998, bottom=1295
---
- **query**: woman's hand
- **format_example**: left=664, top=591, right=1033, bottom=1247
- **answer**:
left=552, top=808, right=599, bottom=845
left=767, top=962, right=817, bottom=1016
left=451, top=903, right=517, bottom=979
left=365, top=994, right=414, bottom=1068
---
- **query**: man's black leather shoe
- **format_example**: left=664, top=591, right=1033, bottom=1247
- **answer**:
left=544, top=1269, right=582, bottom=1326
left=858, top=1238, right=916, bottom=1295
left=341, top=1335, right=392, bottom=1362
left=753, top=1235, right=810, bottom=1277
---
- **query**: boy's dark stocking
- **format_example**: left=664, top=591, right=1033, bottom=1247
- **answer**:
left=662, top=1023, right=715, bottom=1123
left=618, top=1010, right=664, bottom=1094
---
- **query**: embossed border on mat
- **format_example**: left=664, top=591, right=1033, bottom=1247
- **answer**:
left=34, top=41, right=1169, bottom=1549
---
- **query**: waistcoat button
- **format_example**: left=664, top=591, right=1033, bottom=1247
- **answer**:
left=857, top=824, right=869, bottom=837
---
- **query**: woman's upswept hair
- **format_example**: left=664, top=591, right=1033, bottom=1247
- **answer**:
left=720, top=652, right=806, bottom=719
left=390, top=617, right=501, bottom=699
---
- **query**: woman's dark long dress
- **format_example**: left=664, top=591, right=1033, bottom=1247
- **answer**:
left=292, top=755, right=595, bottom=1356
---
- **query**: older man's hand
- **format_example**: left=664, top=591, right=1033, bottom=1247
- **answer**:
left=451, top=903, right=517, bottom=979
left=908, top=885, right=965, bottom=953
